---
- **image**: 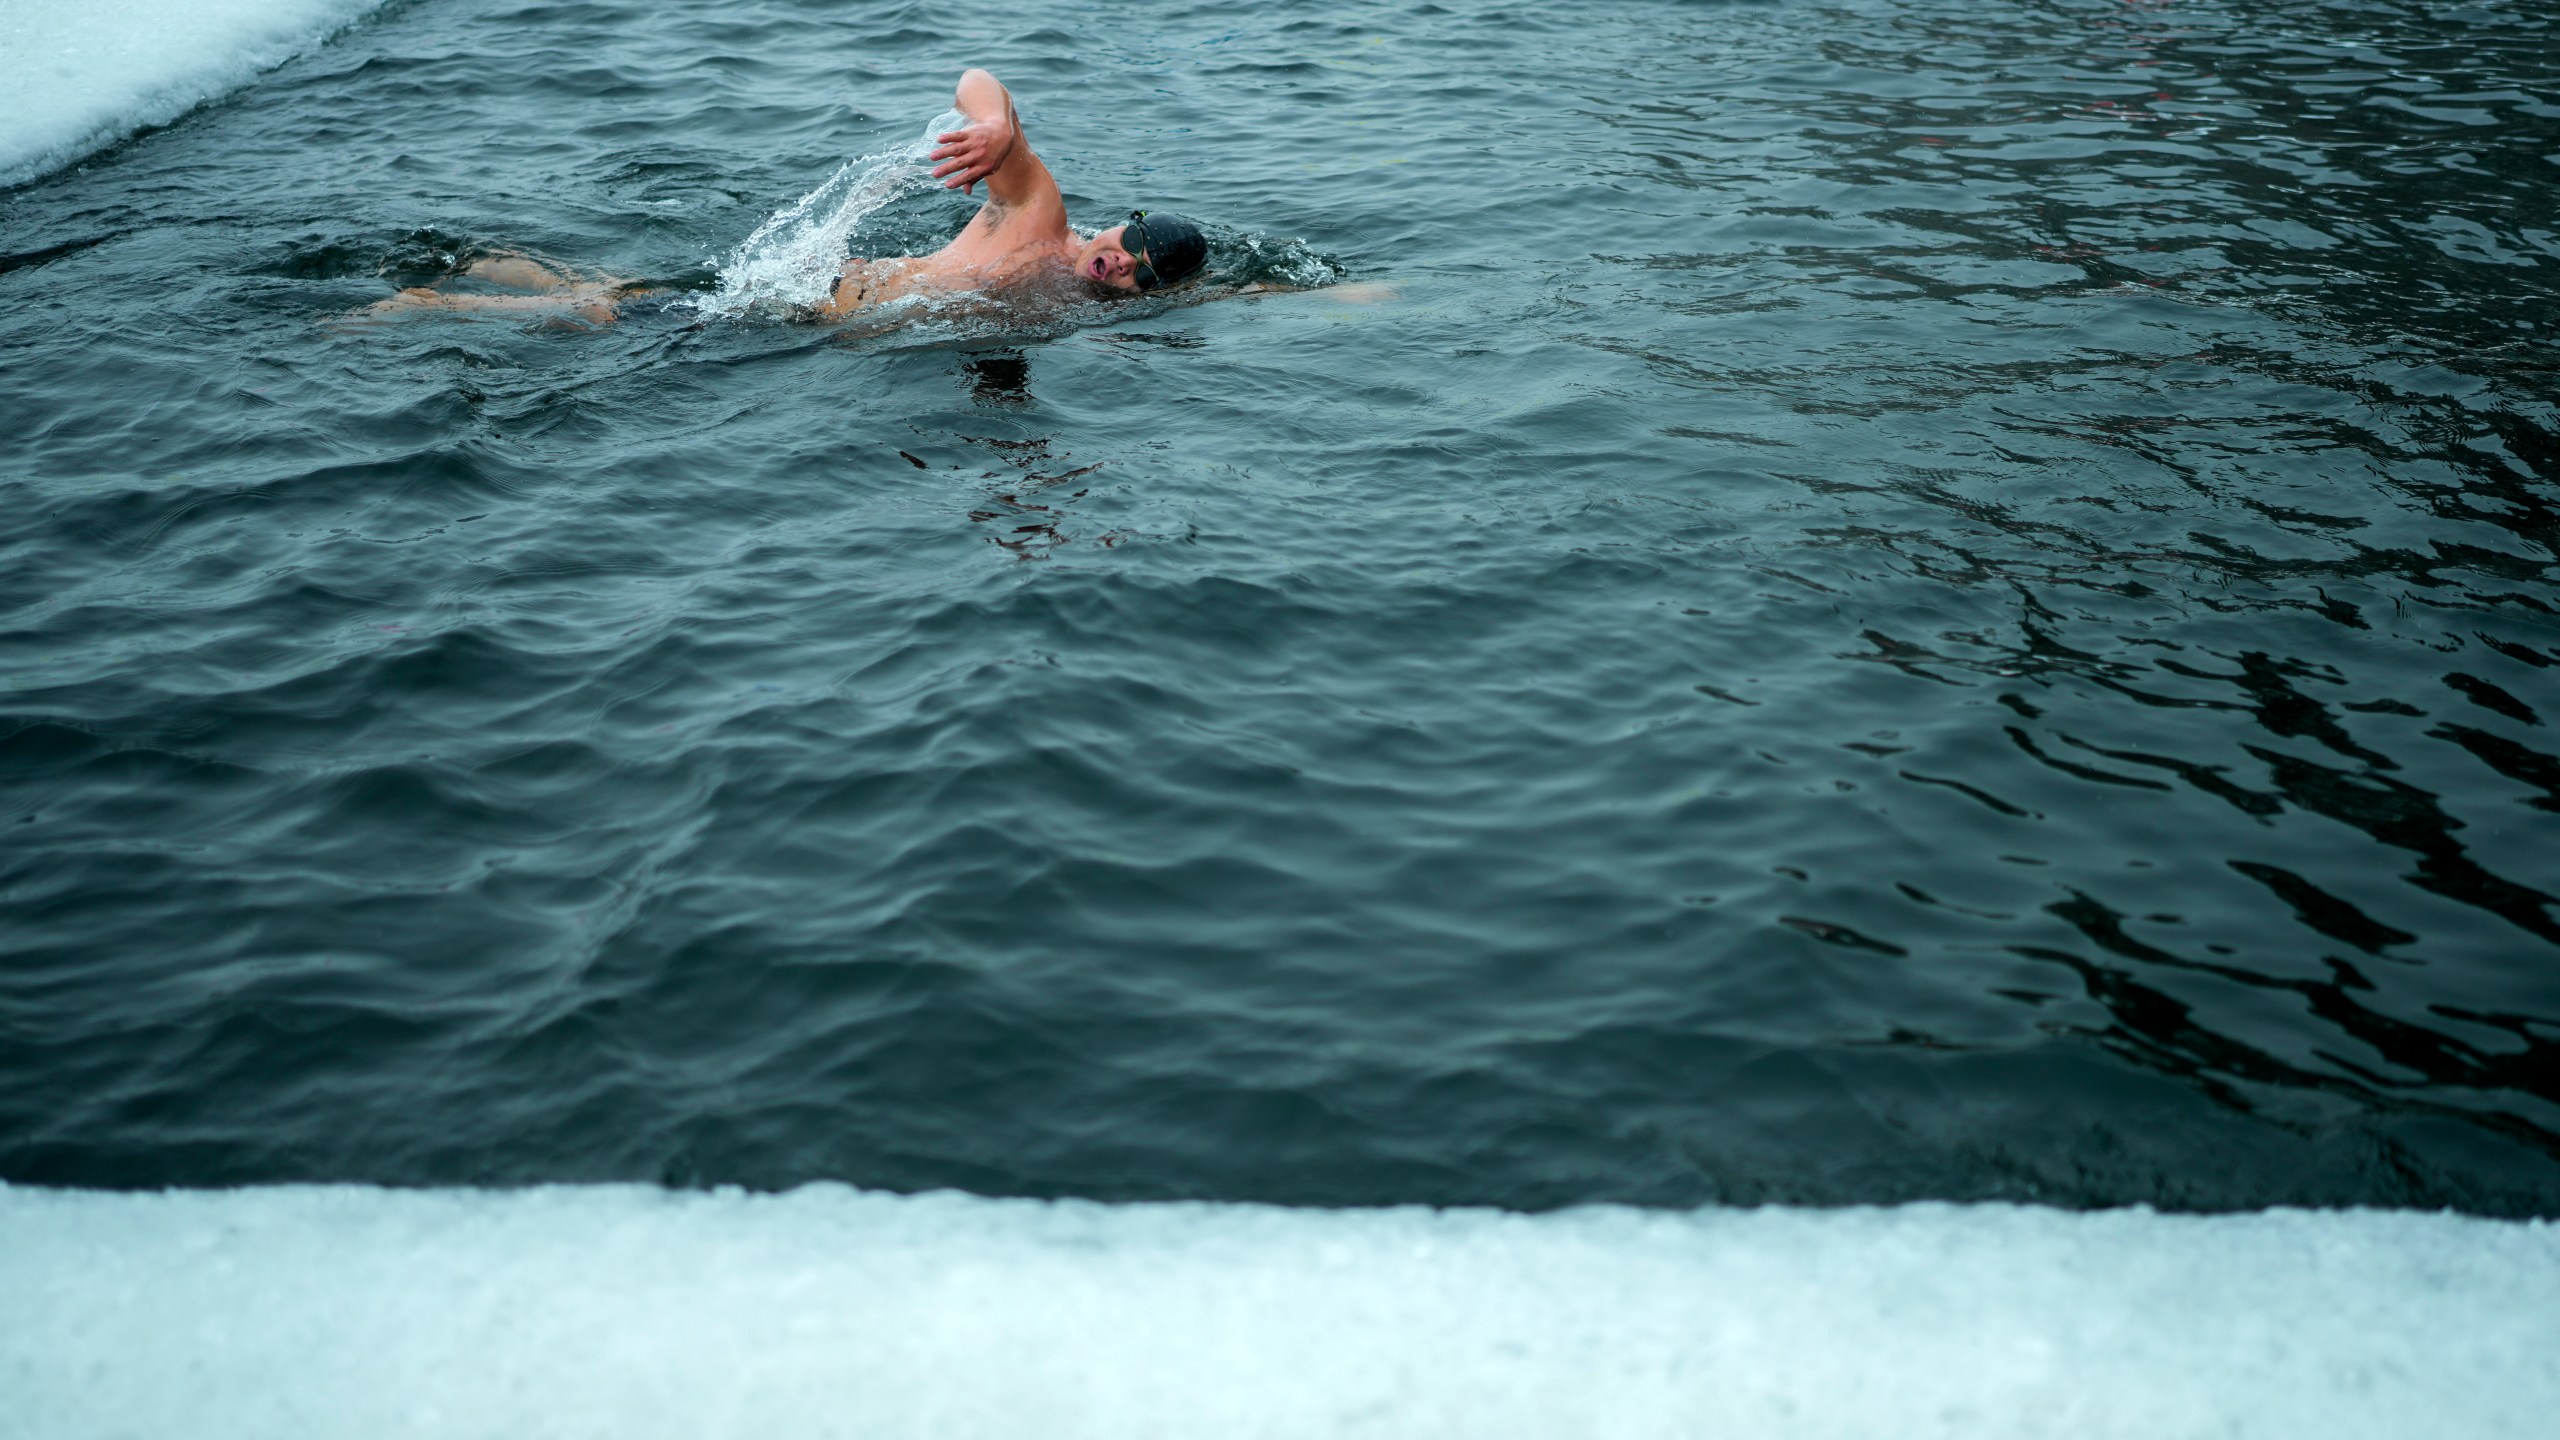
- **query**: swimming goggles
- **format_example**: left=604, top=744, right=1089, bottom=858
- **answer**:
left=1120, top=211, right=1160, bottom=290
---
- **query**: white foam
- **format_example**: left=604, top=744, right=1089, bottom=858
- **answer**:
left=696, top=110, right=962, bottom=320
left=0, top=0, right=387, bottom=187
left=2, top=1184, right=2553, bottom=1438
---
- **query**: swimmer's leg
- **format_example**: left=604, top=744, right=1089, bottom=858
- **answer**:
left=364, top=284, right=623, bottom=324
left=460, top=253, right=589, bottom=291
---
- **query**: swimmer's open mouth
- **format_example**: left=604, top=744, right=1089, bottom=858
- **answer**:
left=1087, top=256, right=1108, bottom=280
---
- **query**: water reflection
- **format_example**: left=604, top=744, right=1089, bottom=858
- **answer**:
left=942, top=351, right=1123, bottom=557
left=965, top=349, right=1031, bottom=407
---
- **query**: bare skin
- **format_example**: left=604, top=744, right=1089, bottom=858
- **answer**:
left=808, top=68, right=1153, bottom=318
left=370, top=253, right=631, bottom=322
left=370, top=69, right=1163, bottom=324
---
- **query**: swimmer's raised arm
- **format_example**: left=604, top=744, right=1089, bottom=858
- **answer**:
left=930, top=69, right=1052, bottom=208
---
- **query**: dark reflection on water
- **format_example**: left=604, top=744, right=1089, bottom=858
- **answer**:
left=2, top=0, right=2557, bottom=1213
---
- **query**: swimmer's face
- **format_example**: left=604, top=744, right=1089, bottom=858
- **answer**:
left=1073, top=224, right=1147, bottom=295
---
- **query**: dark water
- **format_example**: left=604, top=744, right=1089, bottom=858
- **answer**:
left=5, top=0, right=2558, bottom=1214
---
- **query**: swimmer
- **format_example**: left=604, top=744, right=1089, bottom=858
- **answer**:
left=368, top=68, right=1210, bottom=324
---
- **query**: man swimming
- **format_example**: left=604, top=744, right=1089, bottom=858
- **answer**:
left=826, top=67, right=1208, bottom=314
left=373, top=68, right=1207, bottom=323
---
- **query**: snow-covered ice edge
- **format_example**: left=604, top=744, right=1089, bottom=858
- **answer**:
left=0, top=0, right=389, bottom=187
left=3, top=1183, right=2554, bottom=1439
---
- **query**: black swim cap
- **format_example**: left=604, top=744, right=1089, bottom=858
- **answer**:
left=1123, top=210, right=1206, bottom=288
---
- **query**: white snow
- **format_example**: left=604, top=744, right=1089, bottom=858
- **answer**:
left=0, top=0, right=388, bottom=187
left=2, top=1183, right=2555, bottom=1438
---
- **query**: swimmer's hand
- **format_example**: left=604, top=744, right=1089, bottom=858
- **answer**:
left=932, top=74, right=1019, bottom=194
left=930, top=120, right=1009, bottom=193
left=1232, top=281, right=1402, bottom=304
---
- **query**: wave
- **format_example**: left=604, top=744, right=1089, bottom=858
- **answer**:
left=0, top=0, right=388, bottom=188
left=3, top=1184, right=2553, bottom=1437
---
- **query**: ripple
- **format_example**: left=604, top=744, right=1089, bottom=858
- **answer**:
left=1, top=0, right=2555, bottom=1213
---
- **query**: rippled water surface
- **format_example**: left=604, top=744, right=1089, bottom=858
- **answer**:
left=5, top=0, right=2559, bottom=1213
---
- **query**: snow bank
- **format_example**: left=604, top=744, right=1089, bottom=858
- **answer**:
left=2, top=1184, right=2554, bottom=1439
left=0, top=0, right=387, bottom=187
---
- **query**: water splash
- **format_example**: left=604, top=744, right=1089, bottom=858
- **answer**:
left=696, top=111, right=963, bottom=320
left=1220, top=230, right=1345, bottom=289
